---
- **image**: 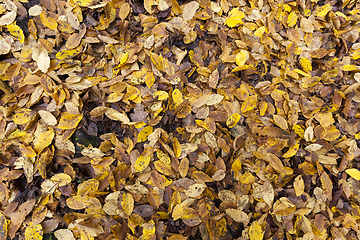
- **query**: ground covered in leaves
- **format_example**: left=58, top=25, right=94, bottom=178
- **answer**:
left=1, top=0, right=360, bottom=239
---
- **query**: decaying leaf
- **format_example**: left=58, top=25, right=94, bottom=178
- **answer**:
left=1, top=0, right=360, bottom=239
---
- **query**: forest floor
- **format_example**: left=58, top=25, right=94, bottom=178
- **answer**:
left=1, top=0, right=360, bottom=239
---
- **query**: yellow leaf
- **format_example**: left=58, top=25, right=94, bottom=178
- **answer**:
left=156, top=150, right=171, bottom=164
left=241, top=95, right=257, bottom=113
left=299, top=57, right=312, bottom=72
left=77, top=179, right=99, bottom=195
left=50, top=173, right=72, bottom=187
left=80, top=231, right=94, bottom=240
left=124, top=137, right=134, bottom=153
left=254, top=26, right=266, bottom=38
left=273, top=114, right=288, bottom=130
left=173, top=137, right=181, bottom=158
left=293, top=69, right=311, bottom=78
left=272, top=197, right=296, bottom=216
left=7, top=22, right=25, bottom=44
left=153, top=91, right=169, bottom=101
left=287, top=11, right=298, bottom=27
left=119, top=3, right=130, bottom=21
left=121, top=192, right=134, bottom=216
left=105, top=108, right=130, bottom=123
left=259, top=101, right=267, bottom=116
left=107, top=92, right=124, bottom=103
left=294, top=175, right=304, bottom=197
left=124, top=84, right=141, bottom=101
left=235, top=50, right=249, bottom=66
left=39, top=12, right=57, bottom=31
left=282, top=142, right=300, bottom=158
left=154, top=161, right=174, bottom=177
left=74, top=0, right=93, bottom=7
left=172, top=89, right=183, bottom=108
left=0, top=211, right=8, bottom=240
left=226, top=113, right=241, bottom=128
left=210, top=218, right=227, bottom=237
left=149, top=52, right=164, bottom=72
left=56, top=49, right=79, bottom=60
left=119, top=52, right=128, bottom=66
left=168, top=236, right=187, bottom=240
left=342, top=65, right=359, bottom=71
left=345, top=168, right=360, bottom=180
left=57, top=113, right=83, bottom=130
left=3, top=129, right=26, bottom=141
left=225, top=8, right=245, bottom=27
left=25, top=222, right=43, bottom=240
left=34, top=130, right=55, bottom=153
left=179, top=158, right=189, bottom=178
left=356, top=132, right=360, bottom=140
left=172, top=199, right=194, bottom=220
left=66, top=195, right=93, bottom=210
left=292, top=124, right=305, bottom=138
left=137, top=126, right=153, bottom=142
left=141, top=220, right=155, bottom=239
left=13, top=109, right=34, bottom=125
left=249, top=221, right=263, bottom=240
left=316, top=3, right=331, bottom=18
left=19, top=145, right=36, bottom=158
left=135, top=155, right=151, bottom=172
left=239, top=171, right=255, bottom=185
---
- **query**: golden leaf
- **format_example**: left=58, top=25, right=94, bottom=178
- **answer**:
left=25, top=222, right=43, bottom=240
left=74, top=0, right=93, bottom=7
left=272, top=197, right=296, bottom=216
left=121, top=192, right=134, bottom=216
left=153, top=91, right=169, bottom=101
left=13, top=109, right=34, bottom=125
left=287, top=11, right=298, bottom=27
left=39, top=12, right=57, bottom=31
left=345, top=168, right=360, bottom=181
left=57, top=113, right=83, bottom=130
left=50, top=173, right=72, bottom=187
left=137, top=126, right=153, bottom=143
left=316, top=3, right=331, bottom=18
left=294, top=175, right=305, bottom=197
left=105, top=108, right=130, bottom=124
left=0, top=211, right=8, bottom=240
left=6, top=22, right=25, bottom=43
left=299, top=57, right=312, bottom=72
left=235, top=50, right=249, bottom=66
left=226, top=113, right=241, bottom=128
left=225, top=8, right=245, bottom=27
left=77, top=179, right=99, bottom=195
left=249, top=221, right=263, bottom=240
left=56, top=49, right=79, bottom=60
left=66, top=195, right=93, bottom=210
left=282, top=142, right=300, bottom=158
left=134, top=155, right=151, bottom=173
left=34, top=130, right=54, bottom=153
left=241, top=95, right=257, bottom=113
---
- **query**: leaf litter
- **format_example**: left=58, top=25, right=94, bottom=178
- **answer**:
left=1, top=0, right=360, bottom=239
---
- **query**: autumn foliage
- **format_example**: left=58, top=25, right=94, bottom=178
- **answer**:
left=1, top=0, right=360, bottom=239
